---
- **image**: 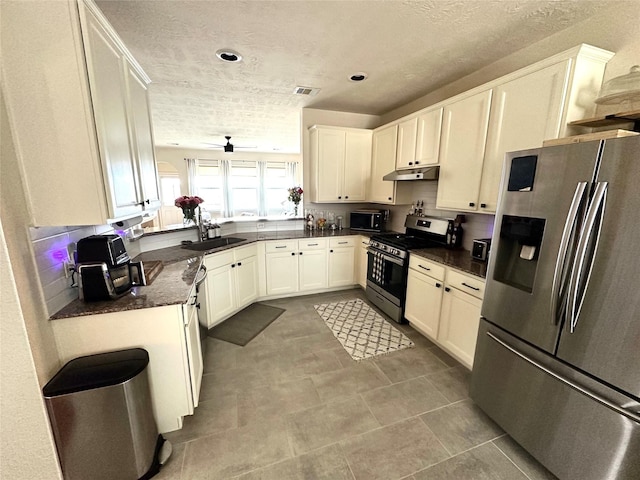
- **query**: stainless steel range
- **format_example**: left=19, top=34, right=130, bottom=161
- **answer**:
left=366, top=215, right=451, bottom=323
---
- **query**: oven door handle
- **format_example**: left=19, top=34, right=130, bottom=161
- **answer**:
left=367, top=248, right=404, bottom=266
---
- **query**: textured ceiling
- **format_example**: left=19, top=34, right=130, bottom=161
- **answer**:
left=96, top=0, right=614, bottom=153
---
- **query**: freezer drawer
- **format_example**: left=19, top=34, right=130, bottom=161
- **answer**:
left=471, top=319, right=640, bottom=480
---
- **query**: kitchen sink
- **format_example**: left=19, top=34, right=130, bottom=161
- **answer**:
left=181, top=237, right=246, bottom=251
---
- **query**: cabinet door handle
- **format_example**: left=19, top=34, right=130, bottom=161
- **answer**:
left=231, top=263, right=236, bottom=268
left=338, top=241, right=348, bottom=244
left=480, top=203, right=487, bottom=208
left=196, top=303, right=201, bottom=309
left=408, top=162, right=413, bottom=166
left=445, top=287, right=451, bottom=292
left=308, top=243, right=318, bottom=246
left=275, top=245, right=286, bottom=249
left=237, top=262, right=242, bottom=266
left=345, top=196, right=349, bottom=199
left=299, top=252, right=303, bottom=255
left=462, top=282, right=480, bottom=291
left=418, top=264, right=431, bottom=271
left=435, top=282, right=441, bottom=288
left=291, top=252, right=296, bottom=256
left=469, top=202, right=475, bottom=207
left=415, top=161, right=420, bottom=165
left=388, top=197, right=392, bottom=201
left=330, top=249, right=334, bottom=253
left=338, top=196, right=342, bottom=199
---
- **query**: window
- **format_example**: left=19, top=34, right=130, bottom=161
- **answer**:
left=191, top=159, right=297, bottom=218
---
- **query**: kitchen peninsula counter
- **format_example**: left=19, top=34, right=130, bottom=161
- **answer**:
left=410, top=247, right=488, bottom=279
left=51, top=229, right=369, bottom=320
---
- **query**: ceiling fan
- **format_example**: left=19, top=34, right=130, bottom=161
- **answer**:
left=203, top=136, right=256, bottom=153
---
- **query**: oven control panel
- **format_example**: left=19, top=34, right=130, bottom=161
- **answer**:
left=368, top=240, right=406, bottom=259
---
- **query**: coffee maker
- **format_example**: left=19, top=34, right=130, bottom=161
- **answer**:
left=76, top=235, right=145, bottom=301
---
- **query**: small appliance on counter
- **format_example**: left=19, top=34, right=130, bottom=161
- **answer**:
left=472, top=238, right=492, bottom=261
left=350, top=209, right=389, bottom=232
left=76, top=234, right=145, bottom=301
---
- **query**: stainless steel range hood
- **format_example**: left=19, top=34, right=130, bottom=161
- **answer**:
left=383, top=165, right=439, bottom=181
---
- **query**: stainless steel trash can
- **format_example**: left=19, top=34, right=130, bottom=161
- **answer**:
left=43, top=348, right=166, bottom=480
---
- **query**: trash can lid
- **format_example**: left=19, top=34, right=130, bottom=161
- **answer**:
left=43, top=348, right=149, bottom=397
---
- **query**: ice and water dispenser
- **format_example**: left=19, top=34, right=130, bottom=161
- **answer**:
left=493, top=154, right=546, bottom=293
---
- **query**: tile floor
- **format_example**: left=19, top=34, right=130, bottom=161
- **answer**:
left=161, top=289, right=557, bottom=480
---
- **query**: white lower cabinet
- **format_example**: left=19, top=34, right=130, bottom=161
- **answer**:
left=184, top=285, right=203, bottom=409
left=405, top=254, right=485, bottom=369
left=265, top=239, right=329, bottom=295
left=328, top=237, right=355, bottom=287
left=438, top=285, right=482, bottom=369
left=356, top=236, right=370, bottom=288
left=51, top=301, right=202, bottom=433
left=204, top=244, right=258, bottom=327
left=404, top=258, right=445, bottom=340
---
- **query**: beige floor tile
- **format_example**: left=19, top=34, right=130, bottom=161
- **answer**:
left=373, top=346, right=449, bottom=383
left=286, top=396, right=380, bottom=455
left=155, top=441, right=185, bottom=480
left=340, top=417, right=450, bottom=480
left=237, top=377, right=321, bottom=427
left=181, top=418, right=292, bottom=479
left=412, top=442, right=528, bottom=480
left=234, top=444, right=354, bottom=480
left=310, top=361, right=391, bottom=402
left=425, top=365, right=471, bottom=403
left=361, top=377, right=450, bottom=425
left=493, top=435, right=558, bottom=480
left=420, top=399, right=504, bottom=455
left=164, top=393, right=237, bottom=444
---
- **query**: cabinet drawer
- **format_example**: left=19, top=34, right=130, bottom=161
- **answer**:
left=204, top=250, right=234, bottom=269
left=446, top=269, right=485, bottom=299
left=234, top=243, right=257, bottom=261
left=265, top=240, right=297, bottom=253
left=329, top=237, right=356, bottom=248
left=298, top=238, right=327, bottom=251
left=408, top=255, right=445, bottom=281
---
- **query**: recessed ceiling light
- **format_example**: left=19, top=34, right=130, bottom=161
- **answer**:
left=349, top=72, right=368, bottom=82
left=216, top=49, right=243, bottom=63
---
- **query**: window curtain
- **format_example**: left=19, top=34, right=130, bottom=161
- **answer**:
left=220, top=159, right=232, bottom=218
left=257, top=161, right=267, bottom=217
left=185, top=158, right=197, bottom=195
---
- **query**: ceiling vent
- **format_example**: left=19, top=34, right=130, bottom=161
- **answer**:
left=293, top=86, right=320, bottom=96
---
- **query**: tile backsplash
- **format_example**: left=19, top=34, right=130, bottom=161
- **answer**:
left=30, top=224, right=118, bottom=317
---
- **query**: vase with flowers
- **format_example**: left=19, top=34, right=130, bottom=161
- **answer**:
left=175, top=195, right=204, bottom=226
left=288, top=186, right=303, bottom=217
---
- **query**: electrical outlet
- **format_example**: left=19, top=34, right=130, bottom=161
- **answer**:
left=257, top=223, right=265, bottom=229
left=63, top=260, right=73, bottom=279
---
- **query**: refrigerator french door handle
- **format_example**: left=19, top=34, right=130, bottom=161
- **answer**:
left=486, top=331, right=640, bottom=424
left=568, top=182, right=608, bottom=333
left=550, top=182, right=588, bottom=325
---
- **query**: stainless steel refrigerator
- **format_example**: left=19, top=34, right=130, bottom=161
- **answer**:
left=471, top=135, right=640, bottom=480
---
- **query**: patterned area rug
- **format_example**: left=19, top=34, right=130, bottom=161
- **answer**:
left=314, top=299, right=414, bottom=361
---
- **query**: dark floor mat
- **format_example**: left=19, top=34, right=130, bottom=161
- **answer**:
left=207, top=303, right=285, bottom=346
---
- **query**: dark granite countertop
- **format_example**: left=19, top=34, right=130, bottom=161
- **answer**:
left=51, top=229, right=370, bottom=320
left=410, top=247, right=488, bottom=279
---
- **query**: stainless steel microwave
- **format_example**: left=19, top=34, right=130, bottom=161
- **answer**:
left=350, top=209, right=388, bottom=232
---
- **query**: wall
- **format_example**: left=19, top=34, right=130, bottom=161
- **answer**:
left=380, top=3, right=640, bottom=125
left=0, top=88, right=62, bottom=478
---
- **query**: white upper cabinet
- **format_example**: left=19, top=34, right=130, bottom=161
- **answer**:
left=434, top=45, right=612, bottom=214
left=2, top=0, right=160, bottom=226
left=308, top=126, right=371, bottom=203
left=436, top=90, right=493, bottom=211
left=368, top=124, right=413, bottom=205
left=396, top=107, right=443, bottom=170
